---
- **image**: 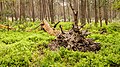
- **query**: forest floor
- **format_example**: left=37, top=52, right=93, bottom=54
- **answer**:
left=0, top=22, right=120, bottom=67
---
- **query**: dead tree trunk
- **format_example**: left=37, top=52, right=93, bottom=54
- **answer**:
left=70, top=1, right=78, bottom=28
left=46, top=0, right=101, bottom=52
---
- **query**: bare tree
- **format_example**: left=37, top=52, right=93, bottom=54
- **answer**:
left=69, top=0, right=78, bottom=28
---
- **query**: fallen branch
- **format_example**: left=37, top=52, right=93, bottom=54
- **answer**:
left=59, top=25, right=65, bottom=34
left=0, top=24, right=15, bottom=30
left=54, top=21, right=60, bottom=28
left=40, top=19, right=60, bottom=36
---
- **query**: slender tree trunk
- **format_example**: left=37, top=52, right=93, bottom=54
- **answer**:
left=74, top=0, right=78, bottom=12
left=80, top=0, right=86, bottom=25
left=46, top=0, right=50, bottom=21
left=32, top=0, right=35, bottom=22
left=109, top=0, right=112, bottom=22
left=63, top=0, right=66, bottom=22
left=49, top=0, right=54, bottom=23
left=0, top=1, right=2, bottom=21
left=42, top=0, right=45, bottom=19
left=20, top=0, right=25, bottom=21
left=98, top=0, right=102, bottom=27
left=87, top=0, right=91, bottom=23
left=11, top=1, right=15, bottom=22
left=94, top=0, right=98, bottom=26
left=70, top=0, right=78, bottom=27
left=39, top=0, right=42, bottom=20
left=14, top=1, right=18, bottom=21
left=67, top=5, right=70, bottom=22
left=104, top=0, right=108, bottom=25
left=112, top=10, right=116, bottom=20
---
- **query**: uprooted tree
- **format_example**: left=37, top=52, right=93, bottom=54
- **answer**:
left=41, top=1, right=101, bottom=52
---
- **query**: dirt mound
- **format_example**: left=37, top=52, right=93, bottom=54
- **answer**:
left=49, top=25, right=101, bottom=52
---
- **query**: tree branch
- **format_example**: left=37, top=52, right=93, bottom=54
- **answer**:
left=59, top=25, right=65, bottom=34
left=54, top=21, right=60, bottom=28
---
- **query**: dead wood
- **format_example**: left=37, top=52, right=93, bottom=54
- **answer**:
left=54, top=21, right=60, bottom=28
left=40, top=19, right=60, bottom=36
left=48, top=23, right=101, bottom=52
left=69, top=1, right=78, bottom=28
left=44, top=1, right=101, bottom=52
left=0, top=24, right=15, bottom=30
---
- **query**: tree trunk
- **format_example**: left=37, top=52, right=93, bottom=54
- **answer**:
left=20, top=0, right=25, bottom=21
left=32, top=0, right=35, bottom=22
left=39, top=0, right=42, bottom=20
left=0, top=1, right=2, bottom=21
left=67, top=5, right=70, bottom=22
left=94, top=0, right=98, bottom=26
left=49, top=0, right=54, bottom=23
left=104, top=0, right=108, bottom=25
left=87, top=0, right=91, bottom=23
left=80, top=0, right=86, bottom=25
left=109, top=0, right=112, bottom=23
left=70, top=0, right=78, bottom=28
left=98, top=0, right=102, bottom=27
left=63, top=0, right=66, bottom=22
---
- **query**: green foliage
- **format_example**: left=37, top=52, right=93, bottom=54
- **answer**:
left=113, top=0, right=120, bottom=10
left=0, top=22, right=120, bottom=66
left=55, top=22, right=73, bottom=30
left=0, top=31, right=55, bottom=66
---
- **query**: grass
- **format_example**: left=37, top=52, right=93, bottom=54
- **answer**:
left=0, top=21, right=120, bottom=67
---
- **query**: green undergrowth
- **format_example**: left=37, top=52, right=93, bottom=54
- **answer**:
left=0, top=31, right=55, bottom=66
left=55, top=22, right=73, bottom=31
left=0, top=22, right=120, bottom=67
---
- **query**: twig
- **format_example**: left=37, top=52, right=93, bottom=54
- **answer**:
left=59, top=25, right=65, bottom=34
left=54, top=21, right=60, bottom=28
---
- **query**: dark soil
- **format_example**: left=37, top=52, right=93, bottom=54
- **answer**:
left=49, top=25, right=101, bottom=52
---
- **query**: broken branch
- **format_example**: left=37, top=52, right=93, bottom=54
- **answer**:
left=59, top=25, right=65, bottom=34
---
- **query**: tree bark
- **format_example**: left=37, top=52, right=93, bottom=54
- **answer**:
left=70, top=0, right=78, bottom=28
left=87, top=0, right=91, bottom=23
left=104, top=0, right=108, bottom=25
left=80, top=0, right=86, bottom=26
left=49, top=0, right=54, bottom=23
left=0, top=1, right=2, bottom=21
left=98, top=0, right=102, bottom=27
left=63, top=0, right=66, bottom=22
left=109, top=0, right=112, bottom=22
left=20, top=0, right=25, bottom=21
left=32, top=0, right=35, bottom=22
left=94, top=0, right=98, bottom=26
